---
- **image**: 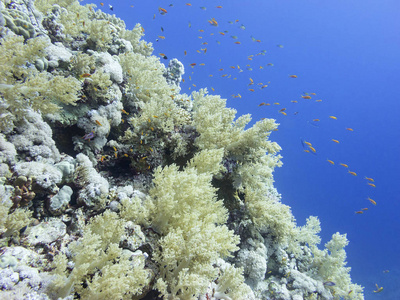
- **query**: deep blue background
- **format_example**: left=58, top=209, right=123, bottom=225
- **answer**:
left=81, top=1, right=400, bottom=298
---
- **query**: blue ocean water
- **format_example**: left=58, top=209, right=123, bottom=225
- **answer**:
left=81, top=1, right=400, bottom=298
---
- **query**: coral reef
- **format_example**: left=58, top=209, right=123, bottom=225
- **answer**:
left=0, top=0, right=364, bottom=299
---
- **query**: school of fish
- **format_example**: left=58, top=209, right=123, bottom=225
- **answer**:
left=98, top=1, right=383, bottom=293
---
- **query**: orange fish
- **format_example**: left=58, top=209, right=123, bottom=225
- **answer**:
left=184, top=50, right=187, bottom=55
left=348, top=171, right=357, bottom=176
left=368, top=197, right=377, bottom=205
left=361, top=208, right=368, bottom=211
left=355, top=211, right=364, bottom=214
left=340, top=163, right=348, bottom=168
left=302, top=95, right=312, bottom=99
left=80, top=73, right=91, bottom=78
left=249, top=89, right=255, bottom=92
left=309, top=146, right=316, bottom=153
left=279, top=108, right=286, bottom=112
left=235, top=41, right=241, bottom=44
left=365, top=176, right=374, bottom=182
left=346, top=128, right=354, bottom=131
left=95, top=120, right=102, bottom=126
left=327, top=160, right=335, bottom=165
left=291, top=100, right=298, bottom=103
left=186, top=3, right=192, bottom=6
left=190, top=63, right=196, bottom=66
left=216, top=6, right=223, bottom=8
left=331, top=139, right=340, bottom=144
left=280, top=111, right=287, bottom=116
left=289, top=75, right=297, bottom=78
left=158, top=7, right=167, bottom=14
left=304, top=141, right=312, bottom=146
left=313, top=119, right=320, bottom=122
left=329, top=116, right=337, bottom=120
left=367, top=183, right=376, bottom=188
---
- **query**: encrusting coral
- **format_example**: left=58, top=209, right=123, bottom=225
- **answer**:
left=0, top=0, right=364, bottom=299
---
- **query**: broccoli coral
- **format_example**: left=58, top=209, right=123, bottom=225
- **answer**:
left=149, top=150, right=242, bottom=299
left=51, top=210, right=151, bottom=299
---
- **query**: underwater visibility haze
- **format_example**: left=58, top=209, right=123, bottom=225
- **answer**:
left=0, top=0, right=399, bottom=299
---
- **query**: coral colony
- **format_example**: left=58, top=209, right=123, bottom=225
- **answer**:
left=0, top=1, right=364, bottom=299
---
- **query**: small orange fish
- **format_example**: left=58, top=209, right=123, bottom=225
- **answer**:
left=329, top=116, right=337, bottom=120
left=279, top=108, right=286, bottom=112
left=348, top=171, right=357, bottom=176
left=158, top=7, right=167, bottom=14
left=310, top=93, right=316, bottom=96
left=273, top=102, right=280, bottom=105
left=313, top=119, right=320, bottom=122
left=302, top=95, right=312, bottom=99
left=368, top=183, right=376, bottom=188
left=309, top=146, right=316, bottom=153
left=235, top=41, right=241, bottom=44
left=186, top=3, right=192, bottom=6
left=355, top=211, right=364, bottom=214
left=368, top=197, right=376, bottom=205
left=291, top=100, right=298, bottom=103
left=373, top=284, right=383, bottom=293
left=95, top=120, right=102, bottom=126
left=340, top=163, right=349, bottom=168
left=249, top=89, right=255, bottom=92
left=289, top=75, right=297, bottom=78
left=184, top=50, right=187, bottom=55
left=346, top=128, right=354, bottom=131
left=304, top=141, right=312, bottom=146
left=365, top=176, right=374, bottom=182
left=280, top=111, right=287, bottom=116
left=121, top=109, right=129, bottom=115
left=158, top=35, right=165, bottom=39
left=331, top=139, right=339, bottom=144
left=361, top=208, right=368, bottom=211
left=80, top=73, right=91, bottom=78
left=190, top=63, right=196, bottom=67
left=199, top=63, right=205, bottom=66
left=327, top=160, right=334, bottom=165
